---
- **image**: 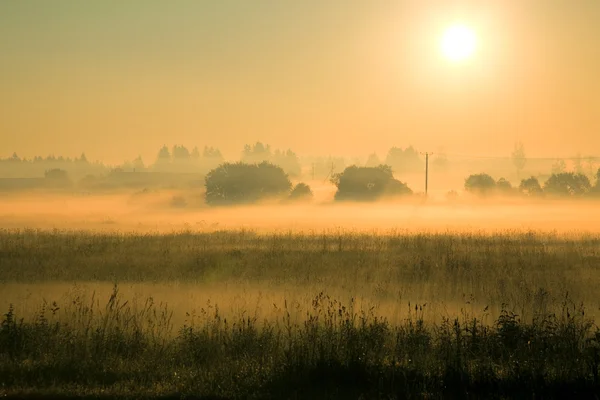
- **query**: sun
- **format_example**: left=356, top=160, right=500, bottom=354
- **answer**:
left=440, top=24, right=477, bottom=62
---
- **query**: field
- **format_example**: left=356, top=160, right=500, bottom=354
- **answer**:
left=1, top=224, right=600, bottom=399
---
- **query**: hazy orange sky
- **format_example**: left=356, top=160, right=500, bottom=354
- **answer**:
left=1, top=1, right=599, bottom=163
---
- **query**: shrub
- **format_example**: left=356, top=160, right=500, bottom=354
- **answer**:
left=205, top=162, right=292, bottom=205
left=331, top=165, right=412, bottom=202
left=519, top=176, right=543, bottom=197
left=464, top=173, right=496, bottom=195
left=543, top=172, right=591, bottom=197
left=496, top=177, right=514, bottom=194
left=289, top=183, right=313, bottom=201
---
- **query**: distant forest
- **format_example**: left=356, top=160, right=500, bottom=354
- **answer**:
left=0, top=142, right=428, bottom=180
left=1, top=142, right=598, bottom=194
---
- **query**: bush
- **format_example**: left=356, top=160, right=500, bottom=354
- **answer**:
left=289, top=183, right=313, bottom=201
left=543, top=173, right=591, bottom=197
left=464, top=173, right=496, bottom=195
left=205, top=162, right=292, bottom=205
left=519, top=176, right=543, bottom=197
left=331, top=165, right=412, bottom=202
left=496, top=177, right=514, bottom=194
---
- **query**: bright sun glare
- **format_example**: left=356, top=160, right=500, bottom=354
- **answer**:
left=441, top=24, right=477, bottom=62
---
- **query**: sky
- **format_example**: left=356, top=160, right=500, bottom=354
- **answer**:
left=1, top=1, right=600, bottom=163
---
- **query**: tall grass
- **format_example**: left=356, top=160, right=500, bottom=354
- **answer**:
left=1, top=229, right=600, bottom=397
left=1, top=228, right=599, bottom=319
left=1, top=286, right=599, bottom=398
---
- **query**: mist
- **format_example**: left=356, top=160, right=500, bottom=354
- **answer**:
left=2, top=190, right=600, bottom=234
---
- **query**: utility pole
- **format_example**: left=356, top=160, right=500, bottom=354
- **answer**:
left=420, top=152, right=433, bottom=195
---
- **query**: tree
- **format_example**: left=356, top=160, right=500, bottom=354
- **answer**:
left=205, top=162, right=292, bottom=205
left=172, top=145, right=190, bottom=160
left=365, top=153, right=381, bottom=168
left=511, top=142, right=527, bottom=177
left=289, top=183, right=313, bottom=201
left=385, top=146, right=421, bottom=174
left=331, top=165, right=412, bottom=202
left=464, top=173, right=496, bottom=195
left=191, top=146, right=200, bottom=159
left=272, top=149, right=301, bottom=177
left=203, top=146, right=223, bottom=160
left=496, top=177, right=514, bottom=194
left=242, top=142, right=271, bottom=163
left=519, top=176, right=543, bottom=197
left=543, top=172, right=591, bottom=197
left=78, top=153, right=88, bottom=163
left=157, top=145, right=171, bottom=162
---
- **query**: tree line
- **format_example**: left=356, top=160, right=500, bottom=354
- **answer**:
left=464, top=171, right=600, bottom=198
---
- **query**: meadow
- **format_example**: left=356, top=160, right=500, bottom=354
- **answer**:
left=1, top=227, right=600, bottom=398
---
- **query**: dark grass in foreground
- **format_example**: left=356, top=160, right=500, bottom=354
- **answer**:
left=2, top=287, right=600, bottom=399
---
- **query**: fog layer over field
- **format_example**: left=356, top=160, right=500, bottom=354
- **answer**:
left=1, top=191, right=599, bottom=233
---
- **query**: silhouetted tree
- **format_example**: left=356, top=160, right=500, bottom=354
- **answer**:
left=272, top=149, right=301, bottom=177
left=157, top=145, right=171, bottom=162
left=519, top=176, right=543, bottom=197
left=205, top=162, right=291, bottom=205
left=543, top=172, right=591, bottom=197
left=191, top=146, right=201, bottom=159
left=172, top=145, right=191, bottom=160
left=511, top=142, right=527, bottom=177
left=203, top=146, right=223, bottom=160
left=496, top=178, right=514, bottom=194
left=331, top=165, right=412, bottom=201
left=242, top=142, right=271, bottom=163
left=464, top=173, right=496, bottom=195
left=385, top=146, right=421, bottom=174
left=365, top=153, right=382, bottom=168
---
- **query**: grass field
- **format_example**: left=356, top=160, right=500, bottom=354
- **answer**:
left=1, top=228, right=600, bottom=398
